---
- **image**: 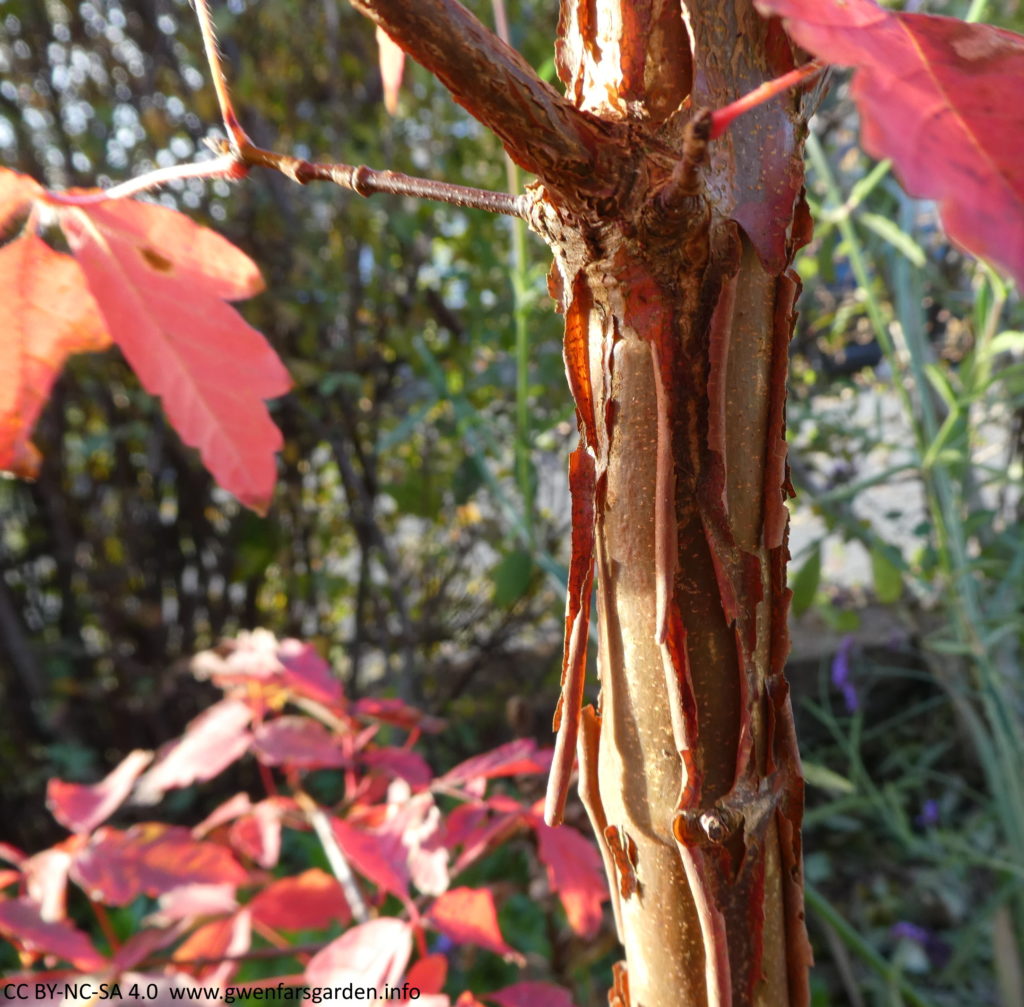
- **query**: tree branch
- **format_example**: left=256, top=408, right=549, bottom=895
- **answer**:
left=348, top=0, right=619, bottom=196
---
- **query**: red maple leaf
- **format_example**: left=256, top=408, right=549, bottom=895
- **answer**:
left=529, top=810, right=608, bottom=939
left=56, top=197, right=291, bottom=511
left=758, top=0, right=1024, bottom=286
left=0, top=167, right=291, bottom=511
left=0, top=232, right=110, bottom=476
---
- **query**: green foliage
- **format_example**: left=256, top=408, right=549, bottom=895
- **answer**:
left=788, top=3, right=1024, bottom=994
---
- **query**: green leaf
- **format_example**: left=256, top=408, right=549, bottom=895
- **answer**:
left=858, top=211, right=926, bottom=266
left=491, top=549, right=533, bottom=607
left=790, top=543, right=822, bottom=617
left=802, top=761, right=856, bottom=795
left=870, top=544, right=903, bottom=603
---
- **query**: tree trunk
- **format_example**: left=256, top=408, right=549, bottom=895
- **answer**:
left=353, top=1, right=814, bottom=1003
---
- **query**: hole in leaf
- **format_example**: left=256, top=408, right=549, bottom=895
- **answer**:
left=140, top=246, right=174, bottom=272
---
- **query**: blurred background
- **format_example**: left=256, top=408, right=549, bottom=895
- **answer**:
left=1, top=0, right=1023, bottom=1003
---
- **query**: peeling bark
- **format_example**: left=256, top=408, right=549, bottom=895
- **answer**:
left=351, top=0, right=814, bottom=1002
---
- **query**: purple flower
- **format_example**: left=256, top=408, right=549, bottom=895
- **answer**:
left=831, top=635, right=859, bottom=713
left=915, top=798, right=940, bottom=829
left=891, top=921, right=952, bottom=969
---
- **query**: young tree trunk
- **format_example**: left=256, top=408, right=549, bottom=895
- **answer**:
left=353, top=1, right=814, bottom=1003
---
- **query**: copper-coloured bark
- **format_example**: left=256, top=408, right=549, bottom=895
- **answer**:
left=352, top=0, right=814, bottom=1001
left=349, top=0, right=619, bottom=200
left=544, top=444, right=597, bottom=827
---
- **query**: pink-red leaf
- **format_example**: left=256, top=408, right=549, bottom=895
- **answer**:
left=228, top=799, right=282, bottom=867
left=305, top=918, right=412, bottom=990
left=530, top=813, right=608, bottom=938
left=406, top=953, right=448, bottom=995
left=23, top=846, right=75, bottom=922
left=278, top=638, right=344, bottom=708
left=0, top=897, right=105, bottom=970
left=361, top=747, right=433, bottom=788
left=757, top=0, right=1024, bottom=286
left=0, top=233, right=110, bottom=477
left=172, top=909, right=251, bottom=985
left=71, top=825, right=248, bottom=906
left=133, top=698, right=252, bottom=804
left=57, top=199, right=291, bottom=512
left=426, top=887, right=523, bottom=963
left=47, top=749, right=153, bottom=834
left=251, top=715, right=347, bottom=769
left=440, top=738, right=550, bottom=787
left=248, top=868, right=350, bottom=931
left=149, top=883, right=238, bottom=924
left=485, top=983, right=576, bottom=1007
left=330, top=816, right=409, bottom=899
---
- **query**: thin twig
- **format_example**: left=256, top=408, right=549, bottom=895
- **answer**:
left=301, top=798, right=370, bottom=924
left=192, top=0, right=249, bottom=148
left=234, top=141, right=525, bottom=216
left=42, top=153, right=243, bottom=206
left=188, top=0, right=525, bottom=217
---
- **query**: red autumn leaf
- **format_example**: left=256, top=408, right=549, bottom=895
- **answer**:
left=56, top=197, right=291, bottom=512
left=0, top=897, right=105, bottom=970
left=305, top=918, right=412, bottom=990
left=354, top=696, right=446, bottom=732
left=374, top=789, right=449, bottom=896
left=445, top=803, right=525, bottom=876
left=406, top=953, right=448, bottom=995
left=23, top=846, right=76, bottom=922
left=251, top=715, right=348, bottom=768
left=330, top=816, right=409, bottom=899
left=529, top=812, right=608, bottom=938
left=248, top=868, right=350, bottom=931
left=193, top=792, right=254, bottom=838
left=114, top=926, right=190, bottom=972
left=133, top=698, right=252, bottom=804
left=0, top=841, right=26, bottom=867
left=172, top=909, right=251, bottom=985
left=0, top=233, right=111, bottom=477
left=71, top=825, right=248, bottom=906
left=361, top=746, right=433, bottom=788
left=426, top=887, right=523, bottom=963
left=485, top=982, right=576, bottom=1007
left=149, top=883, right=238, bottom=924
left=440, top=738, right=550, bottom=787
left=47, top=749, right=153, bottom=834
left=278, top=638, right=345, bottom=708
left=229, top=799, right=282, bottom=868
left=376, top=26, right=406, bottom=116
left=756, top=0, right=1024, bottom=287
